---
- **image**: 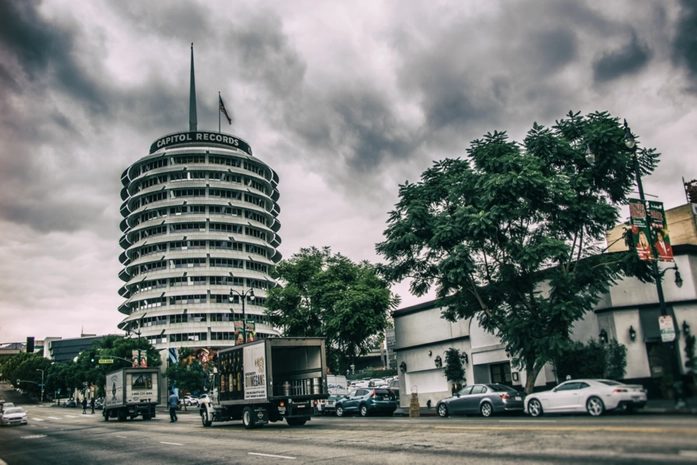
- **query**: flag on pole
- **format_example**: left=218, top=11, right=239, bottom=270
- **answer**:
left=219, top=94, right=232, bottom=125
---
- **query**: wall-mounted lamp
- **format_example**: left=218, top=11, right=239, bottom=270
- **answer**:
left=460, top=352, right=469, bottom=365
left=428, top=350, right=432, bottom=357
left=628, top=326, right=637, bottom=342
left=599, top=328, right=608, bottom=344
left=399, top=361, right=407, bottom=373
left=434, top=355, right=442, bottom=368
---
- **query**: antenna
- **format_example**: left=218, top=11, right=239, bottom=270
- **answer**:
left=189, top=43, right=197, bottom=132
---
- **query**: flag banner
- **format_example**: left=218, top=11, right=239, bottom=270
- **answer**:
left=629, top=199, right=653, bottom=261
left=219, top=95, right=232, bottom=125
left=648, top=201, right=674, bottom=262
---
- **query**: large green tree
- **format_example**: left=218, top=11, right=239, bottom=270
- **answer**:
left=264, top=246, right=399, bottom=374
left=163, top=347, right=209, bottom=396
left=376, top=111, right=657, bottom=393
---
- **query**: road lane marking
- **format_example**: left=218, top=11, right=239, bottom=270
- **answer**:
left=31, top=418, right=44, bottom=421
left=20, top=435, right=46, bottom=439
left=115, top=435, right=128, bottom=438
left=249, top=452, right=296, bottom=460
left=679, top=450, right=697, bottom=457
left=433, top=425, right=697, bottom=435
left=46, top=417, right=60, bottom=420
left=498, top=420, right=557, bottom=423
left=160, top=442, right=183, bottom=446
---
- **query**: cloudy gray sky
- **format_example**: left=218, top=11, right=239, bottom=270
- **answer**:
left=1, top=0, right=696, bottom=343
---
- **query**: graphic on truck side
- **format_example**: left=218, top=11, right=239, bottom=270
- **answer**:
left=244, top=343, right=267, bottom=400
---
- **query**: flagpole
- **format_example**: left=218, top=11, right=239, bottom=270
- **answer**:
left=218, top=92, right=221, bottom=133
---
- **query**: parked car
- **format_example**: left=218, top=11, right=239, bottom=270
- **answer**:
left=95, top=398, right=104, bottom=410
left=317, top=394, right=344, bottom=415
left=436, top=384, right=525, bottom=418
left=525, top=379, right=647, bottom=417
left=63, top=398, right=77, bottom=408
left=198, top=394, right=209, bottom=404
left=335, top=388, right=398, bottom=417
left=0, top=402, right=15, bottom=414
left=389, top=378, right=400, bottom=400
left=1, top=407, right=28, bottom=426
left=183, top=396, right=198, bottom=406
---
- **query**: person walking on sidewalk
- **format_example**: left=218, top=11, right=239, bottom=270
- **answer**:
left=82, top=398, right=87, bottom=414
left=168, top=391, right=179, bottom=423
left=90, top=398, right=95, bottom=414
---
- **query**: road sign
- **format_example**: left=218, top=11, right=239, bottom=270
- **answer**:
left=98, top=358, right=115, bottom=364
left=659, top=315, right=676, bottom=342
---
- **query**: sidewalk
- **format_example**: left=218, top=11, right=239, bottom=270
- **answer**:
left=395, top=397, right=697, bottom=417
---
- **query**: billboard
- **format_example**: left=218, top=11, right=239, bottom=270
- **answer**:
left=629, top=199, right=652, bottom=261
left=648, top=201, right=674, bottom=262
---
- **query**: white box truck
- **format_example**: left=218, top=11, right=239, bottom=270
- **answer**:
left=199, top=338, right=328, bottom=428
left=103, top=368, right=160, bottom=422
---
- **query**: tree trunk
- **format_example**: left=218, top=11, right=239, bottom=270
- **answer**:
left=524, top=364, right=544, bottom=394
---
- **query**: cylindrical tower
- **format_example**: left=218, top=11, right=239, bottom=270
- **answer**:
left=117, top=131, right=282, bottom=351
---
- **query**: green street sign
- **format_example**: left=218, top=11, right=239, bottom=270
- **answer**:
left=98, top=358, right=115, bottom=364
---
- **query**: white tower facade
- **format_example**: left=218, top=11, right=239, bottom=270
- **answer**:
left=117, top=132, right=282, bottom=351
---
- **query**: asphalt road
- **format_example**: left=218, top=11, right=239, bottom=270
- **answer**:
left=2, top=391, right=697, bottom=464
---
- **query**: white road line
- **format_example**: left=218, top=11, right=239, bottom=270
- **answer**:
left=32, top=418, right=45, bottom=421
left=679, top=450, right=697, bottom=457
left=115, top=435, right=128, bottom=438
left=498, top=420, right=557, bottom=423
left=46, top=416, right=60, bottom=420
left=64, top=415, right=77, bottom=418
left=160, top=442, right=183, bottom=446
left=248, top=452, right=296, bottom=460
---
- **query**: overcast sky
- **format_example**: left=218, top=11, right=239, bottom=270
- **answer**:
left=1, top=0, right=696, bottom=343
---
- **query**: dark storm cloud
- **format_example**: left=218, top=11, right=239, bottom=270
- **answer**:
left=593, top=31, right=652, bottom=83
left=526, top=28, right=578, bottom=76
left=0, top=0, right=109, bottom=115
left=672, top=0, right=697, bottom=83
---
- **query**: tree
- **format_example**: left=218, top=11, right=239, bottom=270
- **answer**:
left=164, top=348, right=208, bottom=396
left=376, top=111, right=658, bottom=393
left=554, top=339, right=626, bottom=381
left=443, top=348, right=465, bottom=393
left=264, top=246, right=400, bottom=374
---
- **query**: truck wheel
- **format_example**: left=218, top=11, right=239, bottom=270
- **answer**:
left=201, top=410, right=212, bottom=427
left=242, top=407, right=256, bottom=429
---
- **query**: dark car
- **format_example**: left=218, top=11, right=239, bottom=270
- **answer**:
left=335, top=388, right=397, bottom=417
left=62, top=398, right=77, bottom=408
left=436, top=384, right=525, bottom=418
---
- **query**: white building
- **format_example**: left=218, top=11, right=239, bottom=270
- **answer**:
left=117, top=47, right=282, bottom=358
left=393, top=203, right=697, bottom=407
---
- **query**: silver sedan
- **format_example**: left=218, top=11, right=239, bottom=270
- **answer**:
left=436, top=384, right=526, bottom=417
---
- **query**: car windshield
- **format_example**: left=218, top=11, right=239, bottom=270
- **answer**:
left=4, top=408, right=24, bottom=414
left=488, top=385, right=518, bottom=392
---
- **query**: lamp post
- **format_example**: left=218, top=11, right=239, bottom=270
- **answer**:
left=623, top=120, right=685, bottom=407
left=229, top=288, right=255, bottom=344
left=36, top=369, right=44, bottom=403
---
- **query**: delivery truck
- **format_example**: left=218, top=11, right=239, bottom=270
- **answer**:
left=103, top=367, right=160, bottom=421
left=199, top=337, right=328, bottom=428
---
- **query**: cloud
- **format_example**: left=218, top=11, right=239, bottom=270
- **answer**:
left=672, top=0, right=697, bottom=85
left=593, top=31, right=652, bottom=83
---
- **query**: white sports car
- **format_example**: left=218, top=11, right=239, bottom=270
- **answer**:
left=525, top=379, right=647, bottom=417
left=1, top=407, right=28, bottom=426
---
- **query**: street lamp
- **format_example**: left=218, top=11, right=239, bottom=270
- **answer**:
left=624, top=119, right=685, bottom=407
left=229, top=288, right=255, bottom=344
left=36, top=369, right=44, bottom=403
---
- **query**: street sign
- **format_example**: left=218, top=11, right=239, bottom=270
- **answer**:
left=98, top=358, right=114, bottom=364
left=659, top=315, right=676, bottom=342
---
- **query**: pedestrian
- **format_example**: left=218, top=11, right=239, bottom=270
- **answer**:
left=82, top=398, right=87, bottom=414
left=168, top=390, right=179, bottom=423
left=90, top=398, right=95, bottom=414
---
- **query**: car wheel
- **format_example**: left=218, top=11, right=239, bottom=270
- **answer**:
left=480, top=402, right=493, bottom=417
left=586, top=396, right=605, bottom=417
left=437, top=403, right=448, bottom=418
left=528, top=399, right=543, bottom=417
left=336, top=405, right=344, bottom=417
left=359, top=404, right=369, bottom=417
left=242, top=406, right=256, bottom=429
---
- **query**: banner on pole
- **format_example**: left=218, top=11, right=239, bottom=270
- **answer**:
left=629, top=199, right=653, bottom=261
left=648, top=201, right=674, bottom=262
